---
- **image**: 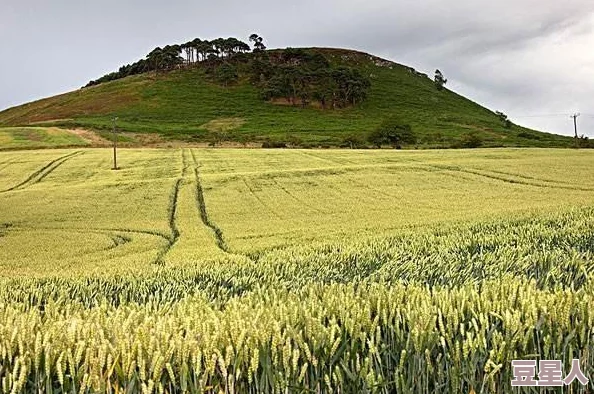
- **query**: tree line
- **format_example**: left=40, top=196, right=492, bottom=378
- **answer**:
left=84, top=35, right=371, bottom=110
left=85, top=35, right=264, bottom=87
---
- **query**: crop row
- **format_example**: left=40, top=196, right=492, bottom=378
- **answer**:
left=1, top=208, right=593, bottom=392
left=0, top=280, right=593, bottom=393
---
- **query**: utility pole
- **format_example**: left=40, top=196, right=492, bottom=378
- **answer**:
left=571, top=113, right=580, bottom=139
left=571, top=113, right=581, bottom=148
left=112, top=117, right=119, bottom=170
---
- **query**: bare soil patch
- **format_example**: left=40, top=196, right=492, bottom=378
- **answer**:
left=67, top=129, right=112, bottom=146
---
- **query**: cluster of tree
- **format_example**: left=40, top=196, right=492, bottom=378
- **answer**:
left=434, top=69, right=447, bottom=91
left=496, top=111, right=513, bottom=128
left=85, top=35, right=262, bottom=87
left=215, top=62, right=239, bottom=86
left=85, top=37, right=371, bottom=109
left=367, top=116, right=417, bottom=148
left=252, top=49, right=371, bottom=109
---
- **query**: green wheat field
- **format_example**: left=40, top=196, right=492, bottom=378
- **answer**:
left=1, top=147, right=594, bottom=393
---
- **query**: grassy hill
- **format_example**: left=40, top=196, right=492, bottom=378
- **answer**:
left=0, top=48, right=575, bottom=148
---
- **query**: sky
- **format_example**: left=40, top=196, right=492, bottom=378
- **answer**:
left=1, top=0, right=593, bottom=137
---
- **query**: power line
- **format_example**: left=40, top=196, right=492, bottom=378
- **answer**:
left=512, top=113, right=572, bottom=118
left=508, top=112, right=591, bottom=139
left=512, top=113, right=594, bottom=119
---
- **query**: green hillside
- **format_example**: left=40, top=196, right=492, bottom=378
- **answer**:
left=0, top=47, right=575, bottom=148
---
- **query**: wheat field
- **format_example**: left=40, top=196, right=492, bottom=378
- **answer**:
left=1, top=148, right=593, bottom=393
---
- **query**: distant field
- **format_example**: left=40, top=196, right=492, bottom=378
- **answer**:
left=1, top=148, right=593, bottom=273
left=1, top=148, right=594, bottom=392
left=0, top=126, right=89, bottom=149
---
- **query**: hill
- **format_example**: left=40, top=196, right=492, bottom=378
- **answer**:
left=0, top=47, right=577, bottom=148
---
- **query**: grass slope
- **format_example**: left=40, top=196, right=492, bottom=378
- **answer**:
left=0, top=48, right=574, bottom=148
left=0, top=127, right=89, bottom=150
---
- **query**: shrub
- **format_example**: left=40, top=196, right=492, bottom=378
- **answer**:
left=216, top=62, right=238, bottom=86
left=496, top=111, right=513, bottom=128
left=459, top=132, right=483, bottom=148
left=368, top=116, right=416, bottom=148
left=262, top=140, right=287, bottom=148
left=286, top=135, right=303, bottom=148
left=341, top=134, right=364, bottom=149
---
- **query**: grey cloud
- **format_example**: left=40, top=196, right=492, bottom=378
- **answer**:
left=1, top=0, right=593, bottom=136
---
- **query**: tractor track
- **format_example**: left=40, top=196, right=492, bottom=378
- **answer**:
left=189, top=149, right=229, bottom=252
left=1, top=151, right=83, bottom=192
left=7, top=225, right=167, bottom=260
left=152, top=177, right=182, bottom=265
left=181, top=148, right=191, bottom=177
left=0, top=158, right=15, bottom=174
left=272, top=178, right=325, bottom=214
left=427, top=164, right=594, bottom=192
left=152, top=150, right=186, bottom=265
left=242, top=178, right=283, bottom=220
left=9, top=225, right=171, bottom=242
left=296, top=150, right=399, bottom=201
left=104, top=234, right=132, bottom=251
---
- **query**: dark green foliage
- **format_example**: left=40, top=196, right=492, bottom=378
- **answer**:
left=286, top=134, right=303, bottom=147
left=518, top=131, right=541, bottom=140
left=85, top=38, right=370, bottom=110
left=249, top=33, right=267, bottom=52
left=249, top=56, right=274, bottom=84
left=577, top=135, right=591, bottom=148
left=86, top=59, right=151, bottom=86
left=208, top=130, right=228, bottom=147
left=85, top=36, right=252, bottom=87
left=434, top=69, right=447, bottom=91
left=331, top=66, right=371, bottom=107
left=261, top=139, right=287, bottom=148
left=458, top=131, right=483, bottom=148
left=496, top=111, right=513, bottom=128
left=368, top=116, right=416, bottom=148
left=216, top=63, right=238, bottom=86
left=256, top=49, right=370, bottom=108
left=341, top=134, right=364, bottom=149
left=235, top=133, right=251, bottom=147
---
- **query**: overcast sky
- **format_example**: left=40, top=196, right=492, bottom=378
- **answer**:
left=2, top=0, right=593, bottom=136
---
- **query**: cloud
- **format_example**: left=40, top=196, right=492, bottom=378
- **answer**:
left=1, top=0, right=593, bottom=136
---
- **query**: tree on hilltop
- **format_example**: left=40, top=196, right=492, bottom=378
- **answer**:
left=249, top=34, right=267, bottom=52
left=496, top=111, right=513, bottom=128
left=434, top=69, right=447, bottom=91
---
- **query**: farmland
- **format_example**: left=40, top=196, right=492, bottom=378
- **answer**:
left=1, top=148, right=594, bottom=392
